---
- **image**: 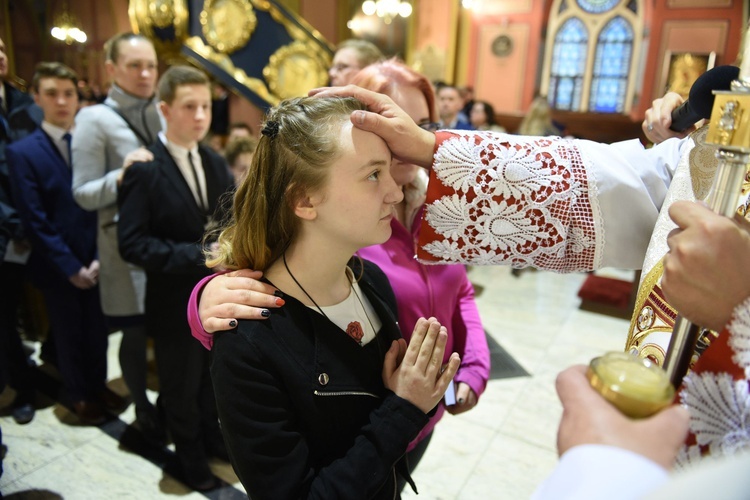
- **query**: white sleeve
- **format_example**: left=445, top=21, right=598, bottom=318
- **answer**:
left=579, top=136, right=684, bottom=269
left=532, top=445, right=669, bottom=500
left=417, top=131, right=687, bottom=272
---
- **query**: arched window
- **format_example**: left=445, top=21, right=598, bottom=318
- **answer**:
left=590, top=16, right=634, bottom=112
left=549, top=18, right=588, bottom=111
left=541, top=0, right=643, bottom=114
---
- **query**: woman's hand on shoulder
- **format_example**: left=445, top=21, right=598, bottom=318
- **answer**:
left=382, top=317, right=461, bottom=413
left=199, top=269, right=286, bottom=333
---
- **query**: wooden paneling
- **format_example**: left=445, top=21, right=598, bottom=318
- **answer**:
left=496, top=110, right=645, bottom=144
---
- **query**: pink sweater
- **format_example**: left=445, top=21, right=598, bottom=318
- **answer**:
left=187, top=206, right=490, bottom=450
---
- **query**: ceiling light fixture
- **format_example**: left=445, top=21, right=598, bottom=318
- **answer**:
left=51, top=1, right=87, bottom=45
left=361, top=0, right=412, bottom=25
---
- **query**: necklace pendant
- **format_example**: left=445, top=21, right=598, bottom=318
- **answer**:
left=346, top=321, right=365, bottom=345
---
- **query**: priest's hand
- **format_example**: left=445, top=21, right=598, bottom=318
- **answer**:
left=309, top=85, right=436, bottom=168
left=556, top=365, right=688, bottom=470
left=663, top=201, right=750, bottom=331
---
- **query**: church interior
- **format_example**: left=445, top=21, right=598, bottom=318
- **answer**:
left=0, top=0, right=747, bottom=498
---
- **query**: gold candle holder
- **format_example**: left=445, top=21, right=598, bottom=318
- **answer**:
left=587, top=352, right=675, bottom=419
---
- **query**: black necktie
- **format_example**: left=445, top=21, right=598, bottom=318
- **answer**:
left=187, top=152, right=208, bottom=212
left=62, top=132, right=72, bottom=166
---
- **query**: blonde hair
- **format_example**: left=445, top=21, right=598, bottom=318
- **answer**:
left=207, top=97, right=366, bottom=271
left=517, top=96, right=559, bottom=136
left=337, top=39, right=384, bottom=68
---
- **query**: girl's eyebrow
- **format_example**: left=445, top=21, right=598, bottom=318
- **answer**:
left=356, top=158, right=389, bottom=171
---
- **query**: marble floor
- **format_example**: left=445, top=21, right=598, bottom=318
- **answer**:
left=0, top=265, right=632, bottom=499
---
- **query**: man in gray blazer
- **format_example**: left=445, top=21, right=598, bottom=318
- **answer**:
left=71, top=32, right=163, bottom=442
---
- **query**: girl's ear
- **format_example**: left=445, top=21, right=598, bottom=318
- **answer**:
left=294, top=195, right=317, bottom=220
left=293, top=188, right=327, bottom=220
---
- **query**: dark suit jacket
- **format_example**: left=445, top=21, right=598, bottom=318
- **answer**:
left=1, top=82, right=40, bottom=243
left=6, top=128, right=98, bottom=288
left=211, top=259, right=427, bottom=499
left=117, top=140, right=233, bottom=330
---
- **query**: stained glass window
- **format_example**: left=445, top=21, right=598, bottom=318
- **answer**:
left=549, top=17, right=588, bottom=111
left=590, top=16, right=633, bottom=112
left=576, top=0, right=620, bottom=13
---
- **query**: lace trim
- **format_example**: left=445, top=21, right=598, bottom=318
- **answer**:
left=419, top=132, right=598, bottom=271
left=728, top=296, right=750, bottom=379
left=679, top=372, right=750, bottom=457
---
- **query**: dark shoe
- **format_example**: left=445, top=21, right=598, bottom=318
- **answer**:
left=11, top=403, right=35, bottom=425
left=135, top=406, right=167, bottom=447
left=73, top=400, right=106, bottom=426
left=179, top=455, right=217, bottom=491
left=98, top=387, right=128, bottom=413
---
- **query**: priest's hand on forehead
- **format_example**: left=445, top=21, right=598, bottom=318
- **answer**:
left=310, top=85, right=435, bottom=168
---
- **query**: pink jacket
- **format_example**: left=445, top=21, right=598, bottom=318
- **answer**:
left=187, top=206, right=490, bottom=450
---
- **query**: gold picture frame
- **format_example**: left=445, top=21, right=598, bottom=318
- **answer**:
left=660, top=50, right=716, bottom=100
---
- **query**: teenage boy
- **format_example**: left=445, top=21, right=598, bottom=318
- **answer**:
left=7, top=63, right=108, bottom=425
left=117, top=65, right=234, bottom=491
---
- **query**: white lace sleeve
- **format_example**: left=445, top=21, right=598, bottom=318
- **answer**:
left=728, top=296, right=750, bottom=379
left=676, top=295, right=750, bottom=467
left=417, top=131, right=678, bottom=272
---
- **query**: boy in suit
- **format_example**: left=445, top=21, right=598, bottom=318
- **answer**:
left=117, top=65, right=234, bottom=491
left=7, top=62, right=109, bottom=425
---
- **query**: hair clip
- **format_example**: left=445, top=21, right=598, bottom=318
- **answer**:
left=261, top=121, right=280, bottom=139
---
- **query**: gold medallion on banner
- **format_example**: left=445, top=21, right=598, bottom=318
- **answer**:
left=200, top=0, right=257, bottom=54
left=263, top=41, right=329, bottom=99
left=128, top=0, right=189, bottom=55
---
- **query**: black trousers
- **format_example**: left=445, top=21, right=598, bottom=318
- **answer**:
left=40, top=280, right=108, bottom=402
left=0, top=262, right=34, bottom=401
left=147, top=284, right=220, bottom=460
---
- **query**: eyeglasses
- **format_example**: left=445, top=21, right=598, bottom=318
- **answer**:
left=330, top=63, right=360, bottom=73
left=418, top=122, right=441, bottom=132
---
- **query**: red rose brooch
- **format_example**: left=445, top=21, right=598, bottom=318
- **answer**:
left=346, top=321, right=364, bottom=345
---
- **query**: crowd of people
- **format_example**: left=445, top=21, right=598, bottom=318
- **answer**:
left=1, top=24, right=749, bottom=499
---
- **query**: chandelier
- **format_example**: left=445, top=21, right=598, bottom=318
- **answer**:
left=51, top=2, right=87, bottom=45
left=361, top=0, right=412, bottom=24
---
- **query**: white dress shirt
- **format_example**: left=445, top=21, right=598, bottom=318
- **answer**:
left=159, top=131, right=207, bottom=210
left=41, top=121, right=73, bottom=166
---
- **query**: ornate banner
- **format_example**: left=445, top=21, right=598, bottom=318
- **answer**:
left=129, top=0, right=334, bottom=109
